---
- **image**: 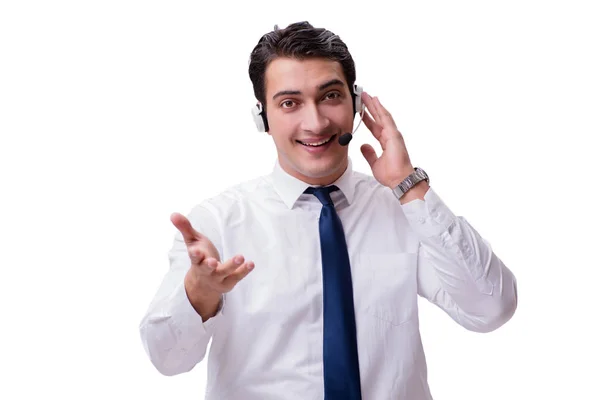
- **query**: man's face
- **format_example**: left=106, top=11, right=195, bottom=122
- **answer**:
left=263, top=57, right=355, bottom=185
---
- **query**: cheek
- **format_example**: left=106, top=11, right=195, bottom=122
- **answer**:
left=269, top=115, right=298, bottom=141
left=330, top=114, right=354, bottom=133
left=324, top=103, right=354, bottom=127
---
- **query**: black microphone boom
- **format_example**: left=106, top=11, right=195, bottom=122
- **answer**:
left=338, top=133, right=353, bottom=146
left=338, top=105, right=365, bottom=146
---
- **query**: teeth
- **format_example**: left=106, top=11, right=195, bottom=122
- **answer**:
left=300, top=136, right=333, bottom=146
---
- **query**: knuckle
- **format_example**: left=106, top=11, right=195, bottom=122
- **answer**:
left=225, top=259, right=239, bottom=272
left=202, top=262, right=218, bottom=275
left=188, top=250, right=201, bottom=262
left=213, top=262, right=229, bottom=276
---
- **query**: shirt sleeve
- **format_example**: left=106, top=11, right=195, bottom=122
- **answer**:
left=139, top=203, right=226, bottom=375
left=401, top=187, right=518, bottom=333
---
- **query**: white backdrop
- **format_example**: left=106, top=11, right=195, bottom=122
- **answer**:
left=1, top=1, right=599, bottom=399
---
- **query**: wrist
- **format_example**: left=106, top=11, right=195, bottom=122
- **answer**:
left=184, top=276, right=222, bottom=321
left=399, top=180, right=429, bottom=204
left=389, top=166, right=430, bottom=204
left=388, top=165, right=415, bottom=189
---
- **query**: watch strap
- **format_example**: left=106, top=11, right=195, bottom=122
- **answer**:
left=391, top=167, right=429, bottom=200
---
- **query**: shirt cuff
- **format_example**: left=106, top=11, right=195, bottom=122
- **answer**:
left=400, top=186, right=456, bottom=238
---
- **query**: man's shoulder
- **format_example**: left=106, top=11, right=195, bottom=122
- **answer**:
left=193, top=174, right=271, bottom=215
left=221, top=175, right=270, bottom=201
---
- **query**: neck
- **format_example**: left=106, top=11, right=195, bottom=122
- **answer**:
left=280, top=156, right=348, bottom=186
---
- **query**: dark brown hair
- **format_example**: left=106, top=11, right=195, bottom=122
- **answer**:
left=248, top=21, right=356, bottom=107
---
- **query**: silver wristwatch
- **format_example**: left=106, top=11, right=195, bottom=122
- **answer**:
left=391, top=167, right=429, bottom=200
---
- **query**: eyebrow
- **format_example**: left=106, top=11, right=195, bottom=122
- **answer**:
left=272, top=78, right=345, bottom=100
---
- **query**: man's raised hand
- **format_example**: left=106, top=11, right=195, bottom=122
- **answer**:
left=170, top=212, right=255, bottom=320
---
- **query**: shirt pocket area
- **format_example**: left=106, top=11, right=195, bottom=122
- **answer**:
left=354, top=252, right=418, bottom=326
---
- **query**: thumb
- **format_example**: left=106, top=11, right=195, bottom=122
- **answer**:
left=360, top=144, right=378, bottom=168
left=170, top=212, right=203, bottom=244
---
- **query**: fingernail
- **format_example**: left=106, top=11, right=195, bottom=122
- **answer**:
left=246, top=262, right=254, bottom=271
left=235, top=256, right=244, bottom=264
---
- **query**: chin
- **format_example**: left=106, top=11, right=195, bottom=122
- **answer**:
left=297, top=157, right=347, bottom=180
left=279, top=145, right=348, bottom=183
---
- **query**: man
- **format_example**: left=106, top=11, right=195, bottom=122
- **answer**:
left=139, top=21, right=518, bottom=399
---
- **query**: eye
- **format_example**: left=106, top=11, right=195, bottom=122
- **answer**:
left=280, top=100, right=296, bottom=109
left=323, top=92, right=341, bottom=101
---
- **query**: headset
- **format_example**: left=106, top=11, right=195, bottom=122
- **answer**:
left=251, top=84, right=366, bottom=146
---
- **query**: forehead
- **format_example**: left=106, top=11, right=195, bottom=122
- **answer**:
left=264, top=57, right=346, bottom=96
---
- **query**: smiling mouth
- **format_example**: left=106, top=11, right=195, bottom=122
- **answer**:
left=296, top=134, right=336, bottom=147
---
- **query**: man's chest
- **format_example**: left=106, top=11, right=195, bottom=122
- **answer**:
left=219, top=203, right=420, bottom=327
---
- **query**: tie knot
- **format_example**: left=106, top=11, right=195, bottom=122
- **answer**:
left=304, top=185, right=339, bottom=206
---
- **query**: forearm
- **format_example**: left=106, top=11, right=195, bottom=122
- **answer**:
left=402, top=187, right=518, bottom=332
left=140, top=269, right=222, bottom=375
left=419, top=216, right=517, bottom=331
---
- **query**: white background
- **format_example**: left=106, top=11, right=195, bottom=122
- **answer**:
left=1, top=1, right=599, bottom=399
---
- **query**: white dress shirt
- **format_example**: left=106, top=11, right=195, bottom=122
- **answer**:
left=139, top=158, right=518, bottom=400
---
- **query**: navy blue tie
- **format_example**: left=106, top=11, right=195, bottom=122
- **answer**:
left=305, top=185, right=362, bottom=400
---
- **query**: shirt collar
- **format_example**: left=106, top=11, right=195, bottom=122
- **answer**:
left=271, top=157, right=356, bottom=209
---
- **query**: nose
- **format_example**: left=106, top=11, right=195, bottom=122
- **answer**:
left=300, top=103, right=331, bottom=133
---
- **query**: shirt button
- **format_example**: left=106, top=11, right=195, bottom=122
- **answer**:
left=419, top=217, right=426, bottom=224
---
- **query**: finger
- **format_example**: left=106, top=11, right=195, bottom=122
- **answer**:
left=214, top=255, right=245, bottom=279
left=188, top=245, right=207, bottom=265
left=190, top=255, right=218, bottom=276
left=360, top=144, right=379, bottom=168
left=362, top=92, right=381, bottom=124
left=361, top=110, right=382, bottom=141
left=204, top=257, right=219, bottom=273
left=222, top=261, right=255, bottom=287
left=373, top=96, right=397, bottom=129
left=171, top=212, right=202, bottom=244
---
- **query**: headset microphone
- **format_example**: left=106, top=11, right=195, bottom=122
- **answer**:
left=339, top=133, right=352, bottom=146
left=338, top=103, right=365, bottom=146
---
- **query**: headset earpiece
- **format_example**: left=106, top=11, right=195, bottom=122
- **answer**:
left=353, top=84, right=364, bottom=115
left=338, top=84, right=366, bottom=146
left=251, top=102, right=269, bottom=132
